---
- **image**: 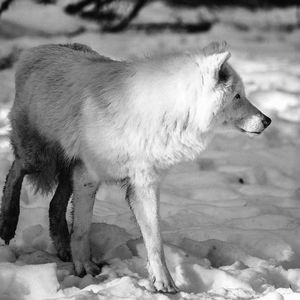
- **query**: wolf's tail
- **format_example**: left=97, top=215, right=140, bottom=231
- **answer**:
left=10, top=112, right=75, bottom=195
left=26, top=143, right=74, bottom=195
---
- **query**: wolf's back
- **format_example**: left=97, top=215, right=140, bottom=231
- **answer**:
left=12, top=44, right=111, bottom=146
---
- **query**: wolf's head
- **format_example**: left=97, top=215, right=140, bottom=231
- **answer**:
left=199, top=41, right=271, bottom=135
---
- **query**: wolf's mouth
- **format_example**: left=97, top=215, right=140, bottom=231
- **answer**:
left=238, top=128, right=261, bottom=135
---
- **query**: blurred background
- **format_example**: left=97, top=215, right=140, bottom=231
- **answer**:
left=0, top=0, right=299, bottom=58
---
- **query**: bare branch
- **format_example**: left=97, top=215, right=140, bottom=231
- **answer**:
left=103, top=0, right=148, bottom=32
left=0, top=0, right=15, bottom=16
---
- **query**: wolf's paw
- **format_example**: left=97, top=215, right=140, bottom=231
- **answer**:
left=0, top=214, right=17, bottom=244
left=151, top=272, right=179, bottom=294
left=73, top=260, right=101, bottom=277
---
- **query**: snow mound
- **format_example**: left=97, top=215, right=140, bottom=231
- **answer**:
left=1, top=223, right=300, bottom=299
left=0, top=262, right=63, bottom=300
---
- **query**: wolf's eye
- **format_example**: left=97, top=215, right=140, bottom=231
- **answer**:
left=235, top=94, right=241, bottom=100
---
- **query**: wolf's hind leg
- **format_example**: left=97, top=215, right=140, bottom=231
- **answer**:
left=49, top=170, right=73, bottom=262
left=0, top=159, right=27, bottom=244
left=126, top=182, right=178, bottom=293
left=70, top=163, right=100, bottom=276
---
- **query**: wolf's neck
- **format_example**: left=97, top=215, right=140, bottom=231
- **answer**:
left=119, top=56, right=215, bottom=166
left=128, top=54, right=211, bottom=133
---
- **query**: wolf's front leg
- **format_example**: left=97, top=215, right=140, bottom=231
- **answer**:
left=126, top=182, right=178, bottom=293
left=70, top=163, right=100, bottom=276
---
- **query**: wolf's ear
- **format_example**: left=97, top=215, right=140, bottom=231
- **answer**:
left=210, top=51, right=231, bottom=71
left=203, top=41, right=231, bottom=71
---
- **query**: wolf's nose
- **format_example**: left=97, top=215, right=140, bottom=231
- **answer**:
left=262, top=116, right=271, bottom=128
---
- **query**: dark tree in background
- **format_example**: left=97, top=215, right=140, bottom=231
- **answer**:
left=65, top=0, right=148, bottom=32
left=0, top=0, right=299, bottom=31
left=0, top=0, right=13, bottom=15
left=56, top=0, right=300, bottom=32
left=0, top=0, right=148, bottom=31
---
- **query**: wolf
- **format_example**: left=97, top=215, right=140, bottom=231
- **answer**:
left=0, top=42, right=271, bottom=293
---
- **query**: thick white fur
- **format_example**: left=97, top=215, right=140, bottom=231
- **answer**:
left=13, top=41, right=269, bottom=293
left=78, top=47, right=243, bottom=185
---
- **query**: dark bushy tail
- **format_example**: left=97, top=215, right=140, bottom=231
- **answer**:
left=26, top=143, right=74, bottom=195
left=10, top=112, right=75, bottom=195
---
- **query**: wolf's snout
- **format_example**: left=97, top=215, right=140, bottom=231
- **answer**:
left=236, top=113, right=271, bottom=135
left=262, top=116, right=271, bottom=129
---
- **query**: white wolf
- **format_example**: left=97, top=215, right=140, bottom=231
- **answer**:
left=0, top=41, right=271, bottom=293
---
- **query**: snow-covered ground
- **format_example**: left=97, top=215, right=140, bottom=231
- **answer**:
left=0, top=1, right=300, bottom=299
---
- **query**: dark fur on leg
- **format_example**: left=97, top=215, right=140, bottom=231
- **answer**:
left=7, top=111, right=76, bottom=258
left=0, top=159, right=27, bottom=244
left=49, top=169, right=73, bottom=262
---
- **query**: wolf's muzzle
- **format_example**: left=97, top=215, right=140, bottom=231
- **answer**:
left=236, top=113, right=271, bottom=135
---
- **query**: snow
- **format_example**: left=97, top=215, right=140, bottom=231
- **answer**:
left=0, top=0, right=300, bottom=299
left=0, top=262, right=64, bottom=300
left=0, top=0, right=94, bottom=36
